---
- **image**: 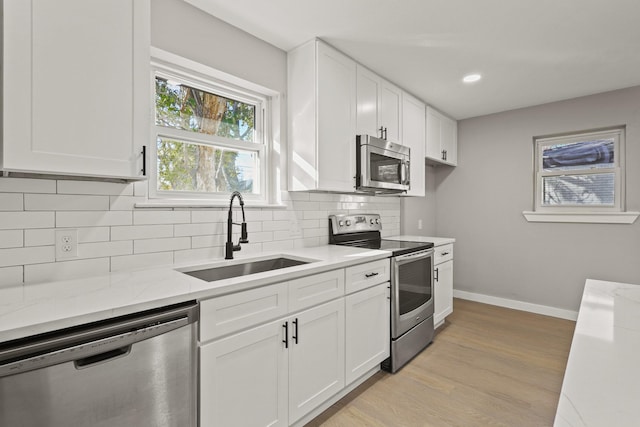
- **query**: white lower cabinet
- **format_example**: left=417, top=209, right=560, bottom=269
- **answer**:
left=288, top=299, right=345, bottom=424
left=434, top=244, right=454, bottom=327
left=199, top=319, right=288, bottom=427
left=199, top=262, right=391, bottom=427
left=345, top=282, right=390, bottom=384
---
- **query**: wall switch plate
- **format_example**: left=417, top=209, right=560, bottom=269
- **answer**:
left=55, top=229, right=78, bottom=260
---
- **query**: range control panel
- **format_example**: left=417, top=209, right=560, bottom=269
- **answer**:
left=329, top=214, right=382, bottom=235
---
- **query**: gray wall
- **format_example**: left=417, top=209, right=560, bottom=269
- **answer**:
left=402, top=164, right=437, bottom=236
left=409, top=86, right=640, bottom=311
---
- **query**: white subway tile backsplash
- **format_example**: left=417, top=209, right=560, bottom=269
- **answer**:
left=291, top=201, right=320, bottom=211
left=0, top=246, right=54, bottom=268
left=24, top=229, right=55, bottom=246
left=244, top=231, right=274, bottom=243
left=262, top=220, right=290, bottom=231
left=134, top=237, right=191, bottom=254
left=76, top=241, right=132, bottom=259
left=303, top=210, right=328, bottom=220
left=57, top=180, right=134, bottom=196
left=191, top=210, right=226, bottom=223
left=111, top=252, right=174, bottom=272
left=174, top=247, right=224, bottom=265
left=133, top=181, right=148, bottom=197
left=0, top=266, right=23, bottom=286
left=272, top=210, right=296, bottom=221
left=134, top=210, right=190, bottom=225
left=288, top=192, right=310, bottom=201
left=174, top=223, right=221, bottom=237
left=0, top=193, right=23, bottom=211
left=0, top=177, right=56, bottom=194
left=0, top=212, right=54, bottom=230
left=24, top=258, right=110, bottom=284
left=111, top=225, right=173, bottom=241
left=25, top=194, right=109, bottom=211
left=56, top=211, right=132, bottom=227
left=0, top=230, right=23, bottom=248
left=302, top=228, right=326, bottom=238
left=77, top=227, right=110, bottom=243
left=242, top=210, right=273, bottom=221
left=192, top=235, right=224, bottom=249
left=262, top=239, right=294, bottom=252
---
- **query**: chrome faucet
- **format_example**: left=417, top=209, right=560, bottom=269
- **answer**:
left=225, top=191, right=249, bottom=260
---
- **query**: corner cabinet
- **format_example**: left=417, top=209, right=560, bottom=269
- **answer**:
left=288, top=39, right=357, bottom=192
left=426, top=106, right=458, bottom=166
left=433, top=243, right=454, bottom=327
left=1, top=0, right=149, bottom=180
left=198, top=260, right=391, bottom=427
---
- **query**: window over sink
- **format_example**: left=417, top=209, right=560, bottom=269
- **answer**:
left=150, top=50, right=273, bottom=204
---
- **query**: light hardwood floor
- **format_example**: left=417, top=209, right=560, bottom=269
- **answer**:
left=306, top=298, right=576, bottom=427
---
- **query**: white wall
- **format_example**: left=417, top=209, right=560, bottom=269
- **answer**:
left=422, top=86, right=640, bottom=312
left=0, top=0, right=401, bottom=288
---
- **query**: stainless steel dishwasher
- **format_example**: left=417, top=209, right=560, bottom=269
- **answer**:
left=0, top=301, right=198, bottom=427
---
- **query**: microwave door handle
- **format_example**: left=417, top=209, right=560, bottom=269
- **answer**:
left=404, top=161, right=410, bottom=186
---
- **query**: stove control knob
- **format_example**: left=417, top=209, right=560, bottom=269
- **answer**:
left=370, top=219, right=374, bottom=225
left=338, top=220, right=344, bottom=227
left=375, top=218, right=380, bottom=224
left=345, top=220, right=352, bottom=226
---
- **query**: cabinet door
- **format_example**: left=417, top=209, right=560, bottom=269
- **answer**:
left=401, top=92, right=426, bottom=197
left=441, top=117, right=458, bottom=165
left=200, top=319, right=288, bottom=427
left=356, top=65, right=381, bottom=137
left=434, top=260, right=453, bottom=327
left=288, top=299, right=345, bottom=423
left=3, top=0, right=149, bottom=179
left=425, top=107, right=443, bottom=160
left=379, top=80, right=402, bottom=144
left=345, top=283, right=390, bottom=384
left=317, top=42, right=357, bottom=192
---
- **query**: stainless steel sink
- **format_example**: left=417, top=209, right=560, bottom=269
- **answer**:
left=181, top=257, right=311, bottom=282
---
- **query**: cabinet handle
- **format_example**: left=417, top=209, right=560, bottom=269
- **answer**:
left=141, top=145, right=147, bottom=176
left=441, top=251, right=449, bottom=256
left=365, top=272, right=379, bottom=278
left=292, top=318, right=299, bottom=344
left=383, top=127, right=388, bottom=140
left=379, top=126, right=384, bottom=139
left=434, top=267, right=439, bottom=282
left=282, top=322, right=289, bottom=349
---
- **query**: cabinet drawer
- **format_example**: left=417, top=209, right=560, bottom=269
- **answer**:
left=345, top=259, right=390, bottom=294
left=200, top=282, right=288, bottom=342
left=288, top=269, right=345, bottom=312
left=434, top=244, right=453, bottom=264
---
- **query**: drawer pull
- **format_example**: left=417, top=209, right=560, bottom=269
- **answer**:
left=441, top=251, right=449, bottom=256
left=365, top=272, right=379, bottom=278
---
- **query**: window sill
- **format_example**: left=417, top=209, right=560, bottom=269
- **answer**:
left=135, top=200, right=288, bottom=209
left=522, top=211, right=639, bottom=224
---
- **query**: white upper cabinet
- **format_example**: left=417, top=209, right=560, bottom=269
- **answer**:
left=356, top=65, right=402, bottom=144
left=401, top=92, right=426, bottom=197
left=2, top=0, right=150, bottom=179
left=288, top=39, right=357, bottom=192
left=426, top=106, right=458, bottom=166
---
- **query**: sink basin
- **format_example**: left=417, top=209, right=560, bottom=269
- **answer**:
left=181, top=257, right=311, bottom=282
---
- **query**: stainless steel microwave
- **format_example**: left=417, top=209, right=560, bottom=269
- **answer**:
left=356, top=135, right=410, bottom=194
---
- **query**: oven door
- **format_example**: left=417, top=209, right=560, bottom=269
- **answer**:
left=358, top=135, right=410, bottom=192
left=391, top=249, right=434, bottom=338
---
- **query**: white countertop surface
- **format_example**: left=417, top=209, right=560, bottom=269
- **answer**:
left=0, top=245, right=390, bottom=343
left=387, top=235, right=455, bottom=247
left=555, top=279, right=640, bottom=426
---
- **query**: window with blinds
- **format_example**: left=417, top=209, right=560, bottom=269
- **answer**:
left=534, top=128, right=625, bottom=212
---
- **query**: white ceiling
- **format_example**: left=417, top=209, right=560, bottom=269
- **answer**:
left=185, top=0, right=640, bottom=120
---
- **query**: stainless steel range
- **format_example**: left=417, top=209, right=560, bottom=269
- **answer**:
left=329, top=214, right=434, bottom=372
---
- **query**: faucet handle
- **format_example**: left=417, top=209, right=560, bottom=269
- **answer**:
left=239, top=223, right=249, bottom=244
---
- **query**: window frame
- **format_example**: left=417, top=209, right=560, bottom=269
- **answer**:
left=533, top=127, right=625, bottom=213
left=149, top=56, right=271, bottom=204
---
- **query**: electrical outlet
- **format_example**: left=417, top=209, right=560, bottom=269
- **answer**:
left=56, top=229, right=78, bottom=259
left=418, top=219, right=423, bottom=230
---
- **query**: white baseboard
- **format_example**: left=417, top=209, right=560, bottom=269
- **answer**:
left=453, top=290, right=578, bottom=321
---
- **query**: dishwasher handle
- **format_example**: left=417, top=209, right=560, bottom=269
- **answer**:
left=0, top=316, right=190, bottom=377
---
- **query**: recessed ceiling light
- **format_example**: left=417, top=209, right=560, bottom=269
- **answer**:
left=463, top=73, right=482, bottom=83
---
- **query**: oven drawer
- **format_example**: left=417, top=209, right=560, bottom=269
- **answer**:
left=345, top=259, right=390, bottom=294
left=434, top=244, right=453, bottom=265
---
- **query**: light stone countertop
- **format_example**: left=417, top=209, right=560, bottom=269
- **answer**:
left=554, top=279, right=640, bottom=426
left=387, top=235, right=455, bottom=247
left=0, top=245, right=390, bottom=343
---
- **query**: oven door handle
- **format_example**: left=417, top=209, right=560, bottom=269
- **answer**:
left=394, top=249, right=434, bottom=263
